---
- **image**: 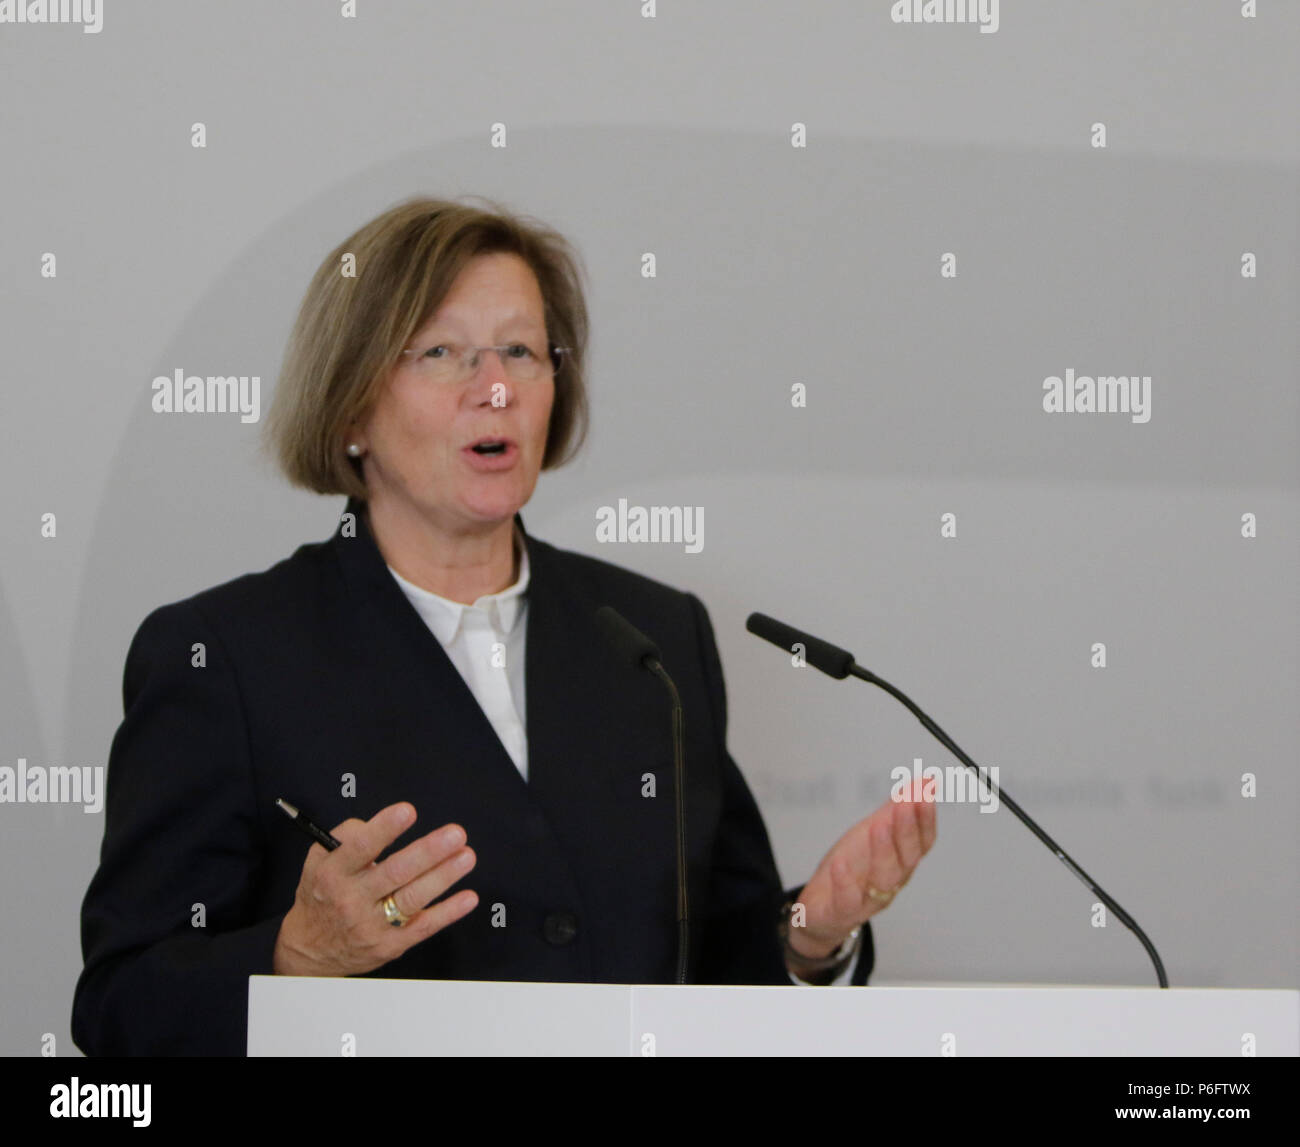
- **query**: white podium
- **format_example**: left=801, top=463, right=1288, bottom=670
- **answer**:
left=247, top=977, right=1299, bottom=1056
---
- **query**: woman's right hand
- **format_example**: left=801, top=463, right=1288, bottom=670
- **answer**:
left=272, top=802, right=478, bottom=977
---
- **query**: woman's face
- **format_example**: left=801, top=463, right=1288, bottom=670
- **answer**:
left=356, top=251, right=556, bottom=536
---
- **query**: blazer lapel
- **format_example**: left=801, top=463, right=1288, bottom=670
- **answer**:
left=328, top=496, right=529, bottom=799
left=521, top=521, right=674, bottom=858
left=520, top=527, right=605, bottom=803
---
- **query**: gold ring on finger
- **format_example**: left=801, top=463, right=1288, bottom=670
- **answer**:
left=382, top=894, right=410, bottom=927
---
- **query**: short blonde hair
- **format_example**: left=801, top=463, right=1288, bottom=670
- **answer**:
left=265, top=195, right=590, bottom=501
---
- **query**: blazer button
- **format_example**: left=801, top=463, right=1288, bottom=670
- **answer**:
left=542, top=911, right=578, bottom=946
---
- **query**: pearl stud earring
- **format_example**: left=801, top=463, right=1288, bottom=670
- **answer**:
left=346, top=443, right=362, bottom=457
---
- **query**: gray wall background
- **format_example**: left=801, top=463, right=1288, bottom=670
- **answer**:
left=1, top=1, right=1296, bottom=1056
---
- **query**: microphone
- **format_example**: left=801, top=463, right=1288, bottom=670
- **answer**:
left=746, top=612, right=854, bottom=679
left=595, top=606, right=690, bottom=985
left=746, top=611, right=1169, bottom=989
left=595, top=605, right=663, bottom=671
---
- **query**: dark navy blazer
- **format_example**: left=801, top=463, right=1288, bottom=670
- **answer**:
left=72, top=498, right=872, bottom=1055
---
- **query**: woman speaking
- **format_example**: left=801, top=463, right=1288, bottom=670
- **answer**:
left=72, top=196, right=936, bottom=1056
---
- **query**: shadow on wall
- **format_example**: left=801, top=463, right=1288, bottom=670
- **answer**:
left=0, top=588, right=58, bottom=1056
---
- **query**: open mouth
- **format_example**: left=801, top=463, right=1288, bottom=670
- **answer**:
left=470, top=440, right=508, bottom=455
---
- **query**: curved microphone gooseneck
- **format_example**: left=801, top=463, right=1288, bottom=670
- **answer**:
left=746, top=611, right=1168, bottom=989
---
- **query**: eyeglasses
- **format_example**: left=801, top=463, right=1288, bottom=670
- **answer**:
left=398, top=340, right=570, bottom=385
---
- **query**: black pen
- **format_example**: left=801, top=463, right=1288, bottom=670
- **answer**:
left=275, top=797, right=341, bottom=851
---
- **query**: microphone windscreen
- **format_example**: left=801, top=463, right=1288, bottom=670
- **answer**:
left=595, top=605, right=662, bottom=670
left=745, top=612, right=855, bottom=679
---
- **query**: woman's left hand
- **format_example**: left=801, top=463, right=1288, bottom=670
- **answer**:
left=786, top=775, right=938, bottom=960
